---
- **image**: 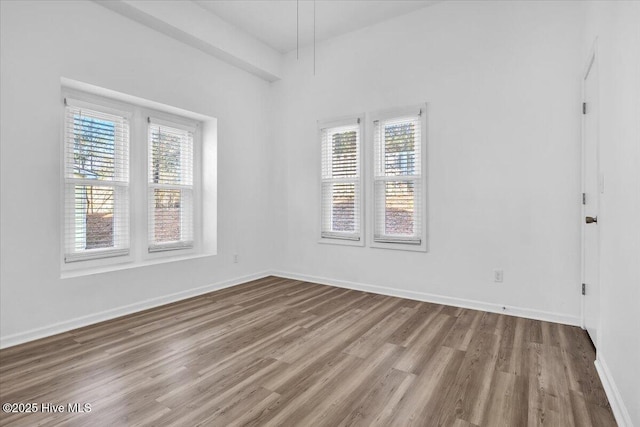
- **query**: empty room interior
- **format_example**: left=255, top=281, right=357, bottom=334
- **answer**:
left=1, top=0, right=638, bottom=426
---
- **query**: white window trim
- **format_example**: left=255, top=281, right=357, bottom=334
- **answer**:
left=368, top=104, right=429, bottom=252
left=60, top=86, right=207, bottom=274
left=318, top=114, right=365, bottom=247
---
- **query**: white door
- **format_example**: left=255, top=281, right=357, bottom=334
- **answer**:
left=582, top=50, right=600, bottom=347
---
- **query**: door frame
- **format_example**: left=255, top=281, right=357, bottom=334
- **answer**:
left=580, top=39, right=600, bottom=347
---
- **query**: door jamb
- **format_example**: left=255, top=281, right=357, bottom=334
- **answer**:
left=580, top=38, right=599, bottom=337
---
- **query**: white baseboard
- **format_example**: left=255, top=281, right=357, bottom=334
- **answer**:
left=0, top=270, right=271, bottom=349
left=595, top=356, right=633, bottom=427
left=271, top=270, right=581, bottom=326
left=0, top=269, right=581, bottom=349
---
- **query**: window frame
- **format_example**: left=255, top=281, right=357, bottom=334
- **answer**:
left=60, top=88, right=204, bottom=273
left=146, top=115, right=200, bottom=255
left=369, top=104, right=428, bottom=252
left=61, top=96, right=134, bottom=268
left=318, top=114, right=365, bottom=247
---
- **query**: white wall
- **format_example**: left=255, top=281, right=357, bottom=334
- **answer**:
left=584, top=2, right=640, bottom=425
left=0, top=0, right=274, bottom=344
left=271, top=0, right=586, bottom=323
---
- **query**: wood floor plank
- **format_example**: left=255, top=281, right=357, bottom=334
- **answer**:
left=401, top=346, right=467, bottom=426
left=394, top=313, right=457, bottom=374
left=480, top=370, right=528, bottom=427
left=260, top=353, right=364, bottom=426
left=336, top=367, right=413, bottom=427
left=0, top=276, right=616, bottom=427
left=387, top=345, right=464, bottom=426
left=386, top=302, right=442, bottom=346
left=441, top=308, right=483, bottom=351
left=343, top=307, right=415, bottom=358
left=527, top=342, right=576, bottom=427
left=569, top=389, right=596, bottom=427
left=293, top=343, right=404, bottom=426
left=437, top=331, right=501, bottom=426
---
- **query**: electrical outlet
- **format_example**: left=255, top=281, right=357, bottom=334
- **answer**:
left=233, top=254, right=239, bottom=263
left=493, top=269, right=504, bottom=283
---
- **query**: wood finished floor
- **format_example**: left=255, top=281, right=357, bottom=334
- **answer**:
left=0, top=276, right=615, bottom=427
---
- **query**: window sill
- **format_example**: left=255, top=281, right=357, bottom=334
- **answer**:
left=318, top=237, right=365, bottom=247
left=60, top=253, right=215, bottom=279
left=369, top=240, right=428, bottom=252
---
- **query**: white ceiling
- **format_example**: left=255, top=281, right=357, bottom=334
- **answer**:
left=194, top=0, right=441, bottom=54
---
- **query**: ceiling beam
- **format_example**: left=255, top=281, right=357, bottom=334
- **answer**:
left=94, top=0, right=283, bottom=82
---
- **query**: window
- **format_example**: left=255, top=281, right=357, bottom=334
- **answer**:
left=372, top=105, right=427, bottom=249
left=320, top=116, right=363, bottom=242
left=148, top=119, right=194, bottom=252
left=62, top=87, right=208, bottom=272
left=64, top=100, right=130, bottom=262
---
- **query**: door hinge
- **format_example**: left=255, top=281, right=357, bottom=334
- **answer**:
left=582, top=193, right=586, bottom=205
left=583, top=102, right=587, bottom=114
left=582, top=283, right=586, bottom=295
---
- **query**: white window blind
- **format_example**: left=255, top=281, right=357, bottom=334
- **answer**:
left=373, top=110, right=423, bottom=244
left=64, top=101, right=130, bottom=262
left=148, top=118, right=194, bottom=252
left=320, top=119, right=362, bottom=240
